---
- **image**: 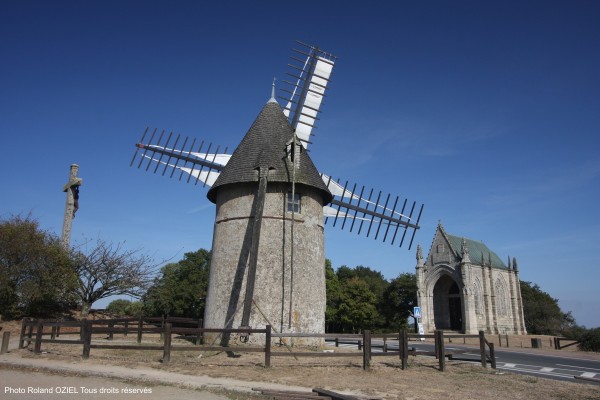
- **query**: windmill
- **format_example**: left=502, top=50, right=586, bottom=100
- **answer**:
left=130, top=41, right=424, bottom=343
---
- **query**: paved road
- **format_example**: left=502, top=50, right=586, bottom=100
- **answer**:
left=327, top=339, right=600, bottom=385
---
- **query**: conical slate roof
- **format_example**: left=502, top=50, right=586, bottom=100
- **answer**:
left=206, top=100, right=332, bottom=204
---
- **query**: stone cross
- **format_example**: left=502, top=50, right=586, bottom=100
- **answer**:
left=61, top=164, right=82, bottom=248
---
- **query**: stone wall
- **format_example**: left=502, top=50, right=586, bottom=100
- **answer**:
left=204, top=182, right=326, bottom=345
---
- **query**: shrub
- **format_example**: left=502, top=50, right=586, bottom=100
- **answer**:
left=577, top=327, right=600, bottom=352
left=106, top=299, right=132, bottom=316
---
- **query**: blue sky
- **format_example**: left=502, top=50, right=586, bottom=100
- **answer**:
left=1, top=1, right=599, bottom=328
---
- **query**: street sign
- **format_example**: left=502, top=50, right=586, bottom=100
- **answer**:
left=413, top=306, right=421, bottom=319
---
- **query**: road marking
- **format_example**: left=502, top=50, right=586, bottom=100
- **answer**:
left=581, top=372, right=597, bottom=378
left=497, top=365, right=575, bottom=380
left=495, top=349, right=600, bottom=363
left=504, top=363, right=516, bottom=368
left=540, top=367, right=554, bottom=372
left=557, top=364, right=600, bottom=372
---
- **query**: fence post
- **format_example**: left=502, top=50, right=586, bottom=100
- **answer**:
left=362, top=330, right=371, bottom=371
left=137, top=316, right=143, bottom=344
left=160, top=315, right=165, bottom=342
left=400, top=330, right=408, bottom=370
left=34, top=320, right=43, bottom=354
left=108, top=321, right=114, bottom=340
left=162, top=323, right=172, bottom=364
left=82, top=319, right=92, bottom=359
left=1, top=331, right=10, bottom=354
left=479, top=330, right=487, bottom=368
left=489, top=342, right=496, bottom=369
left=335, top=337, right=339, bottom=347
left=265, top=325, right=271, bottom=368
left=51, top=319, right=57, bottom=340
left=437, top=330, right=445, bottom=371
left=80, top=319, right=86, bottom=341
left=195, top=318, right=202, bottom=345
left=124, top=320, right=129, bottom=337
left=19, top=318, right=28, bottom=349
left=27, top=321, right=34, bottom=345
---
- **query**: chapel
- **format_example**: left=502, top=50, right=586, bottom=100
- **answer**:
left=416, top=223, right=527, bottom=334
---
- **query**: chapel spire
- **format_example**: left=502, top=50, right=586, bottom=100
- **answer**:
left=461, top=237, right=471, bottom=263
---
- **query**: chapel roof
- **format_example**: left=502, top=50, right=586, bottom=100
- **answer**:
left=206, top=100, right=332, bottom=204
left=438, top=224, right=507, bottom=270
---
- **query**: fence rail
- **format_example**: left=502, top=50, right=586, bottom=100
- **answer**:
left=553, top=336, right=580, bottom=350
left=18, top=317, right=499, bottom=372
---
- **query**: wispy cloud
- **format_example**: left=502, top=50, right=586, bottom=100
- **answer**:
left=371, top=117, right=509, bottom=158
left=486, top=157, right=600, bottom=207
left=186, top=203, right=213, bottom=214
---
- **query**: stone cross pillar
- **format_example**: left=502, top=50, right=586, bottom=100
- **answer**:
left=61, top=164, right=83, bottom=248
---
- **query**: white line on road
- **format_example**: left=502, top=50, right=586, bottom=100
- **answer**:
left=496, top=366, right=575, bottom=380
left=556, top=363, right=600, bottom=372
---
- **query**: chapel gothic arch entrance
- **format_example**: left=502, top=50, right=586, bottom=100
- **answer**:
left=433, top=274, right=463, bottom=331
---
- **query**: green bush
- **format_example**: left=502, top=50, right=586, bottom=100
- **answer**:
left=577, top=327, right=600, bottom=352
left=125, top=301, right=143, bottom=317
left=106, top=299, right=142, bottom=317
left=106, top=299, right=131, bottom=316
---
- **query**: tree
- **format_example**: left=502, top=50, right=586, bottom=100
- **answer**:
left=336, top=265, right=388, bottom=331
left=73, top=239, right=157, bottom=317
left=324, top=259, right=343, bottom=332
left=143, top=249, right=210, bottom=318
left=382, top=273, right=417, bottom=330
left=520, top=281, right=575, bottom=335
left=337, top=277, right=381, bottom=333
left=0, top=214, right=78, bottom=318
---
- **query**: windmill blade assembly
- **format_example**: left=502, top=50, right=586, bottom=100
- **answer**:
left=322, top=174, right=423, bottom=250
left=281, top=40, right=336, bottom=149
left=130, top=40, right=423, bottom=250
left=130, top=127, right=229, bottom=187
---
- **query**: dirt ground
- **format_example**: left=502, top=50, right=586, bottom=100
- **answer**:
left=1, top=320, right=599, bottom=400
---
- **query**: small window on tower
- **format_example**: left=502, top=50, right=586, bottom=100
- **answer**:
left=287, top=192, right=301, bottom=213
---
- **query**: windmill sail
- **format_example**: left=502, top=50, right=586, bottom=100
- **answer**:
left=321, top=174, right=423, bottom=250
left=281, top=41, right=336, bottom=149
left=130, top=128, right=228, bottom=187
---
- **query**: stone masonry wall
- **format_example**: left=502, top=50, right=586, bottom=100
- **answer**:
left=204, top=182, right=326, bottom=345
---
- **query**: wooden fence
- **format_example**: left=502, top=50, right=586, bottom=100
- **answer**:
left=18, top=317, right=497, bottom=371
left=553, top=336, right=580, bottom=350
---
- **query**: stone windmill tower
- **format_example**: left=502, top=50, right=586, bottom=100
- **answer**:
left=204, top=94, right=332, bottom=338
left=131, top=42, right=423, bottom=342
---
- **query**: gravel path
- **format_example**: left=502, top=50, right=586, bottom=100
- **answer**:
left=0, top=354, right=310, bottom=400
